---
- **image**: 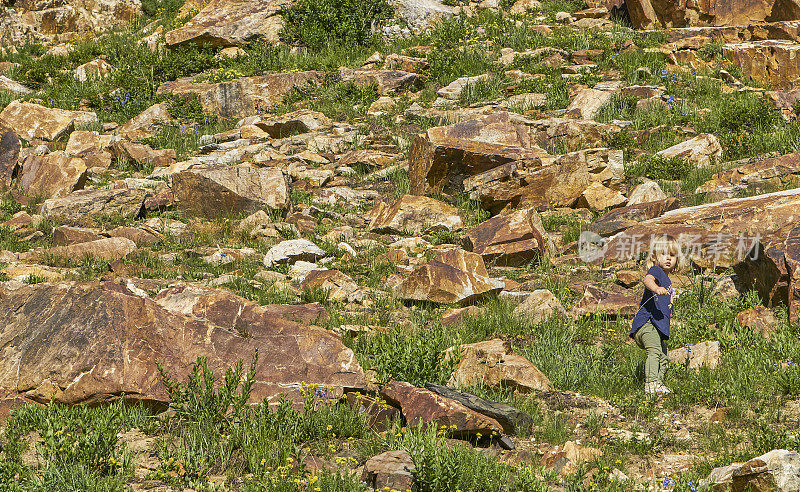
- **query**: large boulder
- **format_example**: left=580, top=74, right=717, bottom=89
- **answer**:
left=571, top=284, right=639, bottom=318
left=388, top=0, right=454, bottom=33
left=701, top=449, right=800, bottom=491
left=626, top=0, right=800, bottom=29
left=512, top=289, right=566, bottom=324
left=409, top=111, right=550, bottom=196
left=369, top=195, right=462, bottom=234
left=339, top=68, right=424, bottom=95
left=589, top=197, right=680, bottom=236
left=447, top=338, right=551, bottom=392
left=15, top=152, right=87, bottom=199
left=361, top=451, right=416, bottom=492
left=0, top=281, right=365, bottom=405
left=156, top=71, right=325, bottom=119
left=165, top=0, right=288, bottom=47
left=65, top=130, right=114, bottom=169
left=724, top=41, right=800, bottom=90
left=41, top=188, right=146, bottom=226
left=425, top=383, right=533, bottom=435
left=0, top=0, right=141, bottom=47
left=464, top=147, right=624, bottom=214
left=668, top=340, right=721, bottom=370
left=697, top=151, right=800, bottom=199
left=656, top=133, right=722, bottom=167
left=0, top=101, right=98, bottom=141
left=173, top=165, right=290, bottom=218
left=41, top=237, right=137, bottom=262
left=118, top=103, right=177, bottom=141
left=464, top=207, right=546, bottom=266
left=380, top=380, right=503, bottom=437
left=263, top=239, right=326, bottom=268
left=394, top=249, right=504, bottom=304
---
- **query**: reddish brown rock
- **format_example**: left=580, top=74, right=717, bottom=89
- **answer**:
left=301, top=270, right=358, bottom=301
left=261, top=303, right=328, bottom=325
left=0, top=282, right=364, bottom=405
left=254, top=109, right=332, bottom=138
left=118, top=103, right=177, bottom=141
left=0, top=101, right=97, bottom=141
left=109, top=226, right=162, bottom=246
left=464, top=147, right=624, bottom=214
left=656, top=133, right=722, bottom=167
left=724, top=41, right=800, bottom=90
left=626, top=0, right=800, bottom=29
left=589, top=197, right=680, bottom=236
left=173, top=165, right=290, bottom=218
left=571, top=284, right=639, bottom=318
left=0, top=126, right=20, bottom=187
left=380, top=381, right=503, bottom=436
left=65, top=131, right=113, bottom=169
left=448, top=338, right=551, bottom=392
left=441, top=305, right=484, bottom=326
left=465, top=208, right=546, bottom=266
left=53, top=226, right=104, bottom=246
left=339, top=68, right=424, bottom=95
left=16, top=152, right=87, bottom=199
left=512, top=290, right=566, bottom=324
left=156, top=71, right=325, bottom=119
left=369, top=195, right=462, bottom=234
left=737, top=306, right=779, bottom=339
left=165, top=0, right=289, bottom=47
left=361, top=451, right=416, bottom=491
left=110, top=139, right=176, bottom=169
left=41, top=188, right=147, bottom=227
left=696, top=152, right=800, bottom=199
left=42, top=237, right=137, bottom=262
left=394, top=249, right=504, bottom=304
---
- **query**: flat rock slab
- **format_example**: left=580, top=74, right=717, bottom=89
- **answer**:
left=0, top=101, right=97, bottom=141
left=165, top=0, right=290, bottom=47
left=589, top=197, right=680, bottom=237
left=425, top=383, right=533, bottom=435
left=697, top=151, right=800, bottom=199
left=380, top=380, right=503, bottom=437
left=0, top=281, right=364, bottom=406
left=173, top=165, right=290, bottom=218
left=447, top=338, right=551, bottom=393
left=465, top=207, right=546, bottom=266
left=571, top=284, right=639, bottom=318
left=264, top=239, right=327, bottom=268
left=669, top=340, right=721, bottom=370
left=41, top=188, right=147, bottom=227
left=16, top=152, right=87, bottom=199
left=369, top=195, right=462, bottom=234
left=39, top=237, right=137, bottom=262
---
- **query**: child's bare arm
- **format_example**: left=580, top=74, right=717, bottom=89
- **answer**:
left=643, top=274, right=669, bottom=295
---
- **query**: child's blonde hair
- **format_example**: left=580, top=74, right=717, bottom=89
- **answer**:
left=646, top=234, right=683, bottom=271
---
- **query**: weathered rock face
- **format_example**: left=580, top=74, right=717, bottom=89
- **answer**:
left=626, top=0, right=800, bottom=29
left=340, top=68, right=424, bottom=95
left=369, top=195, right=462, bottom=234
left=255, top=109, right=332, bottom=138
left=16, top=152, right=87, bottom=199
left=656, top=133, right=722, bottom=167
left=156, top=71, right=325, bottom=119
left=65, top=130, right=114, bottom=169
left=737, top=306, right=779, bottom=339
left=301, top=270, right=358, bottom=301
left=110, top=140, right=176, bottom=169
left=394, top=249, right=504, bottom=304
left=512, top=289, right=566, bottom=324
left=575, top=182, right=626, bottom=211
left=165, top=0, right=289, bottom=47
left=0, top=101, right=98, bottom=141
left=0, top=281, right=365, bottom=405
left=43, top=237, right=137, bottom=262
left=0, top=0, right=141, bottom=47
left=388, top=0, right=454, bottom=33
left=697, top=152, right=800, bottom=199
left=0, top=126, right=20, bottom=187
left=173, top=165, right=290, bottom=218
left=465, top=208, right=546, bottom=266
left=380, top=380, right=503, bottom=436
left=424, top=383, right=533, bottom=435
left=263, top=239, right=326, bottom=267
left=409, top=111, right=550, bottom=196
left=701, top=449, right=800, bottom=492
left=566, top=88, right=613, bottom=120
left=74, top=57, right=113, bottom=82
left=41, top=188, right=147, bottom=226
left=627, top=179, right=667, bottom=206
left=589, top=197, right=680, bottom=236
left=724, top=41, right=800, bottom=89
left=571, top=285, right=639, bottom=318
left=447, top=338, right=552, bottom=392
left=361, top=451, right=416, bottom=492
left=118, top=103, right=177, bottom=141
left=464, top=147, right=624, bottom=214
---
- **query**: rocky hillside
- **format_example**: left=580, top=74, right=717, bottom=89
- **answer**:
left=2, top=0, right=800, bottom=490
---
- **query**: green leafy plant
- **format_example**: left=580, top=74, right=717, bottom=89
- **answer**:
left=281, top=0, right=393, bottom=51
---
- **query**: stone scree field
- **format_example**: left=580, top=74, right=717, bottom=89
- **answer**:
left=6, top=0, right=800, bottom=490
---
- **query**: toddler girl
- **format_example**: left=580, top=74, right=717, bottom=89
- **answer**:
left=629, top=235, right=681, bottom=395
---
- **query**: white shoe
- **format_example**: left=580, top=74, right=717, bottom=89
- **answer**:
left=644, top=382, right=659, bottom=394
left=655, top=383, right=672, bottom=395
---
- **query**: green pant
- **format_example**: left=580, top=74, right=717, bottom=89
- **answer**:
left=634, top=322, right=668, bottom=384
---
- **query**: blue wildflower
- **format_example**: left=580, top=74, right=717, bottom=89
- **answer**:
left=315, top=388, right=326, bottom=398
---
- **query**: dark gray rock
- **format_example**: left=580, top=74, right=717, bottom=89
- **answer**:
left=424, top=383, right=533, bottom=435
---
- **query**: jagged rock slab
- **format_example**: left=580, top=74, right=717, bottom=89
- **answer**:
left=447, top=338, right=551, bottom=393
left=16, top=152, right=87, bottom=199
left=380, top=380, right=503, bottom=436
left=41, top=188, right=147, bottom=227
left=0, top=101, right=98, bottom=141
left=173, top=165, right=289, bottom=218
left=589, top=197, right=680, bottom=236
left=394, top=249, right=504, bottom=304
left=701, top=449, right=800, bottom=491
left=0, top=126, right=21, bottom=187
left=571, top=284, right=639, bottom=318
left=425, top=383, right=533, bottom=435
left=626, top=0, right=800, bottom=29
left=369, top=195, right=462, bottom=234
left=724, top=40, right=800, bottom=89
left=165, top=0, right=290, bottom=47
left=697, top=151, right=800, bottom=199
left=0, top=282, right=365, bottom=405
left=465, top=207, right=546, bottom=266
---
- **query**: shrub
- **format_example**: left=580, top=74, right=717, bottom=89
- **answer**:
left=625, top=154, right=695, bottom=181
left=281, top=0, right=393, bottom=51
